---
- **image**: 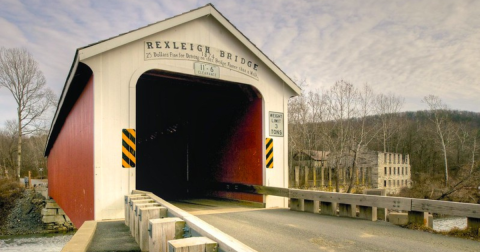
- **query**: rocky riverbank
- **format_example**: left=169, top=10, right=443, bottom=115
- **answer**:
left=0, top=189, right=73, bottom=235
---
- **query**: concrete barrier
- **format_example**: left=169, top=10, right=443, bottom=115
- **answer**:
left=61, top=221, right=97, bottom=252
left=130, top=199, right=155, bottom=236
left=168, top=237, right=218, bottom=252
left=138, top=206, right=168, bottom=251
left=134, top=203, right=162, bottom=242
left=125, top=195, right=149, bottom=226
left=149, top=217, right=185, bottom=252
left=364, top=189, right=387, bottom=221
left=389, top=213, right=408, bottom=225
left=132, top=190, right=258, bottom=252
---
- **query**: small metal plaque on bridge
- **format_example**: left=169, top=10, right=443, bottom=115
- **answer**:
left=194, top=62, right=219, bottom=79
left=269, top=112, right=284, bottom=137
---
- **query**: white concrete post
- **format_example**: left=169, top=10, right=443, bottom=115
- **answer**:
left=135, top=203, right=162, bottom=242
left=168, top=237, right=218, bottom=252
left=131, top=199, right=156, bottom=236
left=149, top=217, right=185, bottom=252
left=138, top=206, right=168, bottom=251
left=125, top=195, right=148, bottom=226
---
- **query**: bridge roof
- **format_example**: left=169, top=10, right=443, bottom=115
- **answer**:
left=45, top=4, right=300, bottom=156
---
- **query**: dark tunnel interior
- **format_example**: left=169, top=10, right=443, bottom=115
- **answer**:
left=136, top=71, right=263, bottom=201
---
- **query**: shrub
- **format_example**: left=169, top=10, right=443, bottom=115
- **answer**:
left=0, top=178, right=25, bottom=226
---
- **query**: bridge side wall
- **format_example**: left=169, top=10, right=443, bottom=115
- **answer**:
left=214, top=98, right=263, bottom=203
left=48, top=76, right=94, bottom=228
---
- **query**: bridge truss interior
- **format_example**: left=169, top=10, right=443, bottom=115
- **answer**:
left=136, top=70, right=263, bottom=203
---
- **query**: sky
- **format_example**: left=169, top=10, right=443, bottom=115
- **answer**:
left=1, top=0, right=479, bottom=128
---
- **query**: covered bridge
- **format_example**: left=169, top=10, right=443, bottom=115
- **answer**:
left=44, top=4, right=300, bottom=228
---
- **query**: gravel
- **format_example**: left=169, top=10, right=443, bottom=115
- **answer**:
left=0, top=190, right=47, bottom=235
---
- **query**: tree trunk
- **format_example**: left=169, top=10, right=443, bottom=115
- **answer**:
left=438, top=130, right=448, bottom=185
left=334, top=165, right=340, bottom=192
left=17, top=113, right=22, bottom=178
left=472, top=137, right=476, bottom=175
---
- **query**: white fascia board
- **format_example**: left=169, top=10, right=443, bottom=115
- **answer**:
left=45, top=54, right=79, bottom=153
left=77, top=5, right=301, bottom=95
left=78, top=8, right=211, bottom=61
left=209, top=11, right=301, bottom=96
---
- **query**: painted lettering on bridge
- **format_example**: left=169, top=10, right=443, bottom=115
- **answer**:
left=144, top=40, right=259, bottom=80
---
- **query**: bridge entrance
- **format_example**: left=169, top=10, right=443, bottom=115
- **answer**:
left=136, top=70, right=263, bottom=203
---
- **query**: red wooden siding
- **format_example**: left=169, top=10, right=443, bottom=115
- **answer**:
left=48, top=75, right=94, bottom=228
left=216, top=97, right=263, bottom=203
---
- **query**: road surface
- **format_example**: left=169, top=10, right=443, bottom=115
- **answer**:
left=172, top=199, right=479, bottom=252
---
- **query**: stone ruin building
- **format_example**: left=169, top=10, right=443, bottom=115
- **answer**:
left=291, top=148, right=411, bottom=195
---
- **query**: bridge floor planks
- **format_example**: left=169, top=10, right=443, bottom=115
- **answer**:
left=169, top=198, right=273, bottom=216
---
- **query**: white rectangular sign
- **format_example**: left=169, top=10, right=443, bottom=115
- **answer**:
left=194, top=62, right=220, bottom=79
left=269, top=112, right=284, bottom=137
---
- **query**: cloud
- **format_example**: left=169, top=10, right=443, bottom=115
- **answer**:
left=0, top=0, right=479, bottom=129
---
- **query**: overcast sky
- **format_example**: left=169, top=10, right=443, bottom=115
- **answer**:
left=1, top=0, right=479, bottom=128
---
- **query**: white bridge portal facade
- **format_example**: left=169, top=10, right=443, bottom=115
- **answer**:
left=45, top=4, right=300, bottom=228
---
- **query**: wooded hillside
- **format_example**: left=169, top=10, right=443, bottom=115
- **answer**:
left=289, top=81, right=480, bottom=202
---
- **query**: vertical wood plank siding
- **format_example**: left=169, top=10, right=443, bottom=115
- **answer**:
left=48, top=75, right=94, bottom=228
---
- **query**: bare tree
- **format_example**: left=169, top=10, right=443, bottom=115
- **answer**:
left=469, top=129, right=479, bottom=175
left=423, top=95, right=450, bottom=185
left=0, top=47, right=56, bottom=178
left=346, top=83, right=380, bottom=193
left=0, top=120, right=18, bottom=178
left=375, top=93, right=404, bottom=152
left=322, top=80, right=358, bottom=192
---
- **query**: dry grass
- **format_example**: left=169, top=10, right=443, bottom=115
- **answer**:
left=0, top=178, right=24, bottom=226
left=403, top=223, right=480, bottom=241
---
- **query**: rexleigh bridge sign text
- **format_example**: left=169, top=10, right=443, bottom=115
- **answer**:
left=145, top=40, right=259, bottom=80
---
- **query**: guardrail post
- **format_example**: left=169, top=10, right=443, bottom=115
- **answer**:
left=339, top=203, right=356, bottom=217
left=407, top=211, right=426, bottom=226
left=125, top=195, right=148, bottom=226
left=168, top=237, right=218, bottom=252
left=320, top=202, right=337, bottom=216
left=290, top=198, right=304, bottom=211
left=358, top=206, right=377, bottom=221
left=134, top=203, right=162, bottom=241
left=149, top=217, right=186, bottom=252
left=135, top=203, right=162, bottom=242
left=364, top=189, right=387, bottom=221
left=129, top=197, right=151, bottom=228
left=467, top=217, right=480, bottom=234
left=304, top=200, right=319, bottom=214
left=131, top=199, right=156, bottom=236
left=139, top=206, right=168, bottom=251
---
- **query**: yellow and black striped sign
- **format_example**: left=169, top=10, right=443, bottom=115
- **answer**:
left=266, top=138, right=273, bottom=169
left=122, top=129, right=136, bottom=168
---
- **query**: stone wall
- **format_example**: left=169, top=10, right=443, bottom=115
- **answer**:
left=41, top=199, right=74, bottom=231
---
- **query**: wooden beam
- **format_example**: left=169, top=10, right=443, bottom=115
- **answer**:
left=289, top=189, right=411, bottom=211
left=412, top=199, right=480, bottom=219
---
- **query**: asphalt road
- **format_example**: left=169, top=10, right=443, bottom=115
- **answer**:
left=197, top=208, right=479, bottom=252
